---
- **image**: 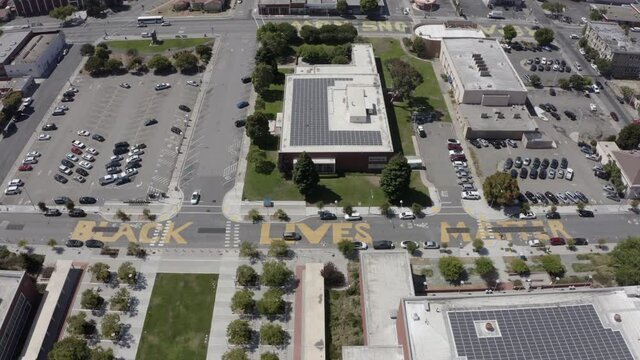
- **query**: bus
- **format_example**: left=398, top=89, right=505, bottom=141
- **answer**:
left=137, top=16, right=164, bottom=24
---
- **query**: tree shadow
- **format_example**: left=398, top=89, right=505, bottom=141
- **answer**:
left=401, top=187, right=433, bottom=207
left=374, top=56, right=405, bottom=155
left=128, top=296, right=139, bottom=317
left=305, top=185, right=341, bottom=204
left=132, top=273, right=147, bottom=291
left=114, top=323, right=135, bottom=349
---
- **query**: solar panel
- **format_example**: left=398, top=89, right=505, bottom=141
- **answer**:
left=290, top=78, right=383, bottom=147
left=447, top=304, right=634, bottom=360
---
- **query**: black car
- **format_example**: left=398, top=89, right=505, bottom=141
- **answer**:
left=113, top=147, right=128, bottom=156
left=575, top=191, right=588, bottom=203
left=106, top=167, right=121, bottom=175
left=550, top=159, right=558, bottom=169
left=42, top=123, right=57, bottom=131
left=179, top=104, right=191, bottom=112
left=616, top=96, right=625, bottom=104
left=171, top=126, right=183, bottom=135
left=530, top=168, right=538, bottom=179
left=536, top=192, right=547, bottom=204
left=114, top=141, right=129, bottom=148
left=105, top=161, right=121, bottom=169
left=541, top=158, right=550, bottom=168
left=574, top=238, right=589, bottom=245
left=126, top=162, right=142, bottom=169
left=525, top=191, right=538, bottom=204
left=550, top=112, right=560, bottom=120
left=76, top=168, right=89, bottom=177
left=549, top=88, right=556, bottom=96
left=235, top=119, right=246, bottom=128
left=537, top=65, right=544, bottom=71
left=44, top=209, right=61, bottom=216
left=539, top=168, right=547, bottom=179
left=546, top=103, right=557, bottom=112
left=373, top=240, right=394, bottom=250
left=503, top=158, right=513, bottom=170
left=54, top=196, right=71, bottom=205
left=133, top=143, right=147, bottom=149
left=115, top=177, right=131, bottom=186
left=545, top=211, right=561, bottom=219
left=68, top=208, right=86, bottom=217
left=510, top=169, right=518, bottom=178
left=563, top=110, right=576, bottom=120
left=596, top=81, right=603, bottom=89
left=61, top=159, right=75, bottom=168
left=319, top=210, right=337, bottom=220
left=63, top=90, right=75, bottom=97
left=520, top=167, right=528, bottom=179
left=54, top=174, right=68, bottom=184
left=577, top=210, right=594, bottom=217
left=92, top=134, right=105, bottom=142
left=610, top=112, right=619, bottom=121
left=560, top=157, right=568, bottom=169
left=532, top=158, right=541, bottom=169
left=79, top=196, right=96, bottom=204
left=545, top=191, right=558, bottom=204
left=530, top=64, right=537, bottom=71
left=85, top=239, right=105, bottom=248
left=61, top=96, right=74, bottom=102
left=545, top=65, right=551, bottom=71
left=595, top=170, right=610, bottom=180
left=241, top=76, right=252, bottom=83
left=144, top=118, right=158, bottom=126
left=65, top=239, right=84, bottom=247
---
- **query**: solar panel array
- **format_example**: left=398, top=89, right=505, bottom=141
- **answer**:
left=447, top=304, right=634, bottom=360
left=290, top=78, right=383, bottom=147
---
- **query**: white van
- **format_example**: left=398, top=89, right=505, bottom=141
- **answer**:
left=4, top=186, right=20, bottom=195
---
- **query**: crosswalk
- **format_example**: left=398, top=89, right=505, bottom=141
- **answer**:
left=224, top=221, right=240, bottom=248
left=148, top=221, right=169, bottom=247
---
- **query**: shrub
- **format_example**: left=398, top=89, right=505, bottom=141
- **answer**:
left=321, top=262, right=345, bottom=287
left=257, top=287, right=285, bottom=315
left=510, top=258, right=530, bottom=275
left=261, top=261, right=293, bottom=287
left=231, top=289, right=255, bottom=314
left=236, top=265, right=259, bottom=286
left=438, top=256, right=465, bottom=283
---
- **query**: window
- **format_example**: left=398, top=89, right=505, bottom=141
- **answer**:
left=368, top=156, right=387, bottom=163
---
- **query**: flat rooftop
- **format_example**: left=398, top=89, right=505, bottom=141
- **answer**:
left=459, top=104, right=538, bottom=132
left=414, top=24, right=485, bottom=41
left=13, top=33, right=58, bottom=65
left=442, top=38, right=527, bottom=92
left=600, top=4, right=640, bottom=24
left=360, top=252, right=414, bottom=346
left=588, top=21, right=640, bottom=53
left=342, top=345, right=404, bottom=360
left=0, top=270, right=25, bottom=324
left=0, top=31, right=30, bottom=64
left=280, top=44, right=394, bottom=154
left=403, top=289, right=640, bottom=360
left=301, top=263, right=325, bottom=360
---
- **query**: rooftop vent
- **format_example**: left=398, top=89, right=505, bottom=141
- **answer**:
left=481, top=113, right=489, bottom=118
left=514, top=113, right=521, bottom=119
left=497, top=112, right=505, bottom=119
left=480, top=70, right=492, bottom=77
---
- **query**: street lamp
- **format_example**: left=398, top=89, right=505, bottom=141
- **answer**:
left=400, top=200, right=403, bottom=211
left=494, top=279, right=501, bottom=292
left=334, top=200, right=338, bottom=214
left=459, top=280, right=464, bottom=294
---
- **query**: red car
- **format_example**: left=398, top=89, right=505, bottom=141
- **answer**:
left=71, top=147, right=82, bottom=155
left=448, top=143, right=463, bottom=150
left=550, top=237, right=566, bottom=246
left=18, top=164, right=33, bottom=171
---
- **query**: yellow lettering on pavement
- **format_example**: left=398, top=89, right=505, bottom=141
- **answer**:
left=548, top=220, right=572, bottom=239
left=140, top=222, right=160, bottom=244
left=290, top=21, right=302, bottom=30
left=510, top=25, right=522, bottom=36
left=440, top=221, right=472, bottom=245
left=395, top=22, right=408, bottom=32
left=162, top=222, right=192, bottom=244
left=260, top=223, right=274, bottom=244
left=378, top=21, right=394, bottom=32
left=354, top=223, right=372, bottom=243
left=332, top=223, right=353, bottom=243
left=362, top=21, right=378, bottom=32
left=296, top=223, right=331, bottom=244
left=524, top=27, right=536, bottom=36
left=104, top=224, right=137, bottom=244
left=71, top=220, right=96, bottom=241
left=478, top=24, right=496, bottom=35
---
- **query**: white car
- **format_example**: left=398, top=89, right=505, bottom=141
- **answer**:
left=631, top=27, right=640, bottom=32
left=591, top=63, right=598, bottom=71
left=449, top=149, right=464, bottom=156
left=38, top=134, right=51, bottom=141
left=603, top=184, right=615, bottom=193
left=344, top=212, right=362, bottom=221
left=353, top=241, right=368, bottom=250
left=82, top=154, right=95, bottom=162
left=590, top=103, right=597, bottom=112
left=27, top=151, right=41, bottom=157
left=565, top=168, right=574, bottom=181
left=22, top=97, right=33, bottom=106
left=190, top=191, right=200, bottom=204
left=155, top=83, right=171, bottom=91
left=23, top=157, right=38, bottom=165
left=129, top=148, right=144, bottom=156
left=161, top=21, right=171, bottom=26
left=65, top=153, right=79, bottom=162
left=461, top=191, right=481, bottom=200
left=452, top=161, right=467, bottom=167
left=400, top=240, right=419, bottom=249
left=576, top=64, right=582, bottom=71
left=519, top=211, right=536, bottom=220
left=592, top=84, right=600, bottom=93
left=570, top=34, right=579, bottom=39
left=56, top=105, right=69, bottom=111
left=447, top=139, right=461, bottom=145
left=585, top=153, right=600, bottom=161
left=74, top=175, right=86, bottom=183
left=8, top=179, right=23, bottom=187
left=399, top=211, right=415, bottom=220
left=110, top=155, right=123, bottom=161
left=581, top=17, right=588, bottom=23
left=119, top=83, right=131, bottom=89
left=67, top=87, right=79, bottom=93
left=528, top=239, right=542, bottom=247
left=124, top=168, right=138, bottom=177
left=4, top=186, right=20, bottom=195
left=58, top=165, right=72, bottom=175
left=141, top=32, right=151, bottom=38
left=78, top=161, right=93, bottom=169
left=77, top=130, right=91, bottom=136
left=87, top=148, right=99, bottom=155
left=71, top=140, right=85, bottom=148
left=579, top=48, right=586, bottom=55
left=126, top=155, right=141, bottom=163
left=186, top=80, right=199, bottom=87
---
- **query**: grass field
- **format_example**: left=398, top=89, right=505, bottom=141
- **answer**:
left=136, top=273, right=218, bottom=360
left=368, top=38, right=451, bottom=156
left=106, top=38, right=212, bottom=54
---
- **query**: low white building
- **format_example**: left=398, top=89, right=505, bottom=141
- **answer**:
left=5, top=32, right=65, bottom=78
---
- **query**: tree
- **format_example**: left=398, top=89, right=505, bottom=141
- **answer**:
left=438, top=256, right=465, bottom=283
left=94, top=46, right=109, bottom=60
left=411, top=37, right=427, bottom=58
left=17, top=239, right=27, bottom=251
left=105, top=58, right=123, bottom=73
left=594, top=57, right=612, bottom=77
left=379, top=202, right=392, bottom=217
left=473, top=239, right=484, bottom=252
left=109, top=288, right=130, bottom=311
left=227, top=319, right=252, bottom=345
left=66, top=200, right=75, bottom=211
left=236, top=265, right=259, bottom=286
left=222, top=348, right=249, bottom=360
left=569, top=74, right=589, bottom=91
left=48, top=239, right=58, bottom=249
left=540, top=255, right=565, bottom=277
left=336, top=0, right=348, bottom=14
left=380, top=155, right=412, bottom=203
left=482, top=172, right=520, bottom=207
left=50, top=5, right=77, bottom=19
left=261, top=261, right=293, bottom=287
left=90, top=347, right=115, bottom=360
left=173, top=51, right=199, bottom=72
left=261, top=352, right=280, bottom=360
left=257, top=287, right=285, bottom=315
left=147, top=54, right=173, bottom=73
left=292, top=152, right=319, bottom=196
left=510, top=258, right=529, bottom=275
left=260, top=323, right=287, bottom=345
left=616, top=124, right=640, bottom=150
left=48, top=337, right=91, bottom=360
left=252, top=63, right=275, bottom=95
left=475, top=256, right=494, bottom=274
left=127, top=242, right=146, bottom=258
left=567, top=238, right=576, bottom=250
left=195, top=44, right=213, bottom=62
left=81, top=289, right=103, bottom=310
left=38, top=201, right=48, bottom=212
left=85, top=0, right=105, bottom=17
left=245, top=112, right=270, bottom=144
left=259, top=32, right=289, bottom=59
left=549, top=205, right=557, bottom=213
left=534, top=28, right=555, bottom=46
left=248, top=209, right=263, bottom=223
left=589, top=8, right=605, bottom=21
left=621, top=86, right=635, bottom=103
left=231, top=289, right=255, bottom=314
left=558, top=78, right=571, bottom=90
left=502, top=25, right=517, bottom=43
left=337, top=239, right=356, bottom=258
left=386, top=59, right=422, bottom=101
left=541, top=2, right=563, bottom=13
left=80, top=43, right=95, bottom=56
left=117, top=262, right=137, bottom=285
left=2, top=91, right=22, bottom=115
left=610, top=237, right=640, bottom=285
left=631, top=199, right=639, bottom=212
left=405, top=241, right=418, bottom=255
left=321, top=262, right=345, bottom=286
left=268, top=239, right=290, bottom=258
left=360, top=0, right=379, bottom=14
left=343, top=204, right=354, bottom=215
left=115, top=209, right=130, bottom=222
left=529, top=74, right=541, bottom=87
left=239, top=241, right=260, bottom=260
left=67, top=312, right=91, bottom=336
left=89, top=262, right=111, bottom=282
left=576, top=201, right=586, bottom=211
left=101, top=313, right=122, bottom=341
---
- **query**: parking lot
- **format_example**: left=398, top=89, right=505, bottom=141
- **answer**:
left=506, top=45, right=579, bottom=87
left=458, top=0, right=532, bottom=20
left=2, top=72, right=202, bottom=206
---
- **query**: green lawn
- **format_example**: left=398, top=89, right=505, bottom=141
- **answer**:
left=136, top=273, right=218, bottom=360
left=106, top=38, right=212, bottom=54
left=368, top=38, right=451, bottom=156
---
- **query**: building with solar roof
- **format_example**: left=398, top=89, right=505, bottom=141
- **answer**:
left=277, top=44, right=394, bottom=173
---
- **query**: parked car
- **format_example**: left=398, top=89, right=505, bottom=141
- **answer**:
left=344, top=212, right=362, bottom=221
left=372, top=240, right=394, bottom=250
left=577, top=209, right=594, bottom=217
left=65, top=239, right=84, bottom=247
left=44, top=209, right=62, bottom=216
left=319, top=211, right=337, bottom=220
left=353, top=241, right=368, bottom=250
left=545, top=211, right=561, bottom=219
left=399, top=211, right=416, bottom=220
left=519, top=211, right=536, bottom=220
left=85, top=239, right=105, bottom=248
left=550, top=237, right=566, bottom=246
left=424, top=241, right=440, bottom=249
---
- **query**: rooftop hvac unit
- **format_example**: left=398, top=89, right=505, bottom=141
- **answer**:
left=481, top=113, right=489, bottom=118
left=497, top=112, right=505, bottom=119
left=478, top=65, right=488, bottom=71
left=514, top=113, right=521, bottom=119
left=480, top=71, right=491, bottom=77
left=472, top=53, right=482, bottom=59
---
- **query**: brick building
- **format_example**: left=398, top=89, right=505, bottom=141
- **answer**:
left=0, top=271, right=40, bottom=360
